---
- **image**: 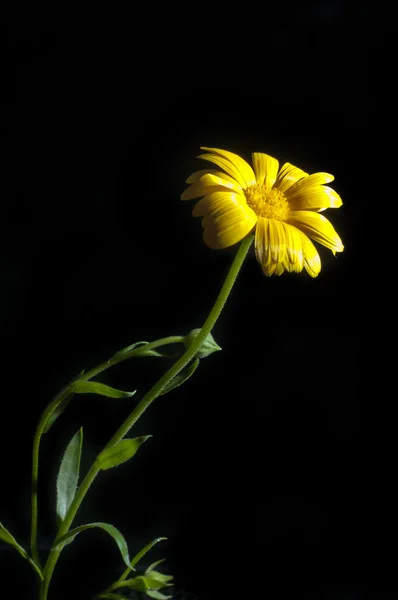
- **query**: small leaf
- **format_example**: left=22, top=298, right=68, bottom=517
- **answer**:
left=145, top=570, right=173, bottom=584
left=146, top=558, right=166, bottom=572
left=56, top=427, right=83, bottom=523
left=129, top=537, right=167, bottom=570
left=96, top=436, right=151, bottom=470
left=0, top=523, right=44, bottom=580
left=0, top=522, right=28, bottom=559
left=147, top=591, right=173, bottom=600
left=43, top=393, right=74, bottom=434
left=159, top=359, right=199, bottom=396
left=70, top=381, right=136, bottom=399
left=183, top=328, right=221, bottom=358
left=120, top=576, right=168, bottom=591
left=113, top=341, right=165, bottom=358
left=54, top=522, right=131, bottom=569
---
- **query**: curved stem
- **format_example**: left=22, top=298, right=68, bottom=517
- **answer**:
left=39, top=234, right=254, bottom=599
left=30, top=336, right=183, bottom=568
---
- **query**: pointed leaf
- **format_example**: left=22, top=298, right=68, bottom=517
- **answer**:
left=54, top=522, right=131, bottom=569
left=0, top=522, right=28, bottom=559
left=120, top=576, right=168, bottom=591
left=144, top=570, right=173, bottom=584
left=183, top=328, right=222, bottom=358
left=0, top=523, right=43, bottom=580
left=159, top=359, right=199, bottom=396
left=146, top=558, right=166, bottom=572
left=43, top=393, right=74, bottom=434
left=147, top=591, right=173, bottom=599
left=56, top=427, right=83, bottom=523
left=113, top=341, right=165, bottom=359
left=96, top=436, right=151, bottom=470
left=70, top=381, right=136, bottom=399
left=129, top=537, right=167, bottom=570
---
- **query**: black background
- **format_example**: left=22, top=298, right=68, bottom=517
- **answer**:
left=0, top=7, right=379, bottom=600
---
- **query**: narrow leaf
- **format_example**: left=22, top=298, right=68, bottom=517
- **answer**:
left=147, top=591, right=173, bottom=600
left=0, top=522, right=28, bottom=559
left=70, top=381, right=136, bottom=399
left=145, top=570, right=173, bottom=584
left=54, top=522, right=131, bottom=569
left=129, top=537, right=167, bottom=570
left=56, top=427, right=83, bottom=523
left=159, top=358, right=199, bottom=396
left=96, top=436, right=151, bottom=470
left=0, top=523, right=44, bottom=580
left=43, top=393, right=74, bottom=434
left=120, top=576, right=166, bottom=591
left=146, top=558, right=166, bottom=572
left=113, top=341, right=164, bottom=358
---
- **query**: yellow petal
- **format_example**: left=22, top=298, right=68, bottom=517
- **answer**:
left=287, top=185, right=343, bottom=212
left=287, top=211, right=344, bottom=253
left=200, top=172, right=242, bottom=192
left=255, top=218, right=290, bottom=275
left=297, top=230, right=321, bottom=277
left=181, top=183, right=229, bottom=201
left=200, top=147, right=256, bottom=188
left=193, top=191, right=257, bottom=249
left=285, top=172, right=334, bottom=198
left=274, top=162, right=309, bottom=194
left=252, top=153, right=279, bottom=187
left=282, top=222, right=304, bottom=273
left=186, top=169, right=217, bottom=184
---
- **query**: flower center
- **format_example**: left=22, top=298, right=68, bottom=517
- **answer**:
left=245, top=184, right=290, bottom=220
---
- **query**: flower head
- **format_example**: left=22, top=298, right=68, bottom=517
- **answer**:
left=181, top=147, right=344, bottom=277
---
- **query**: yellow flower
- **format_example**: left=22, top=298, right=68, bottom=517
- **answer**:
left=181, top=147, right=344, bottom=277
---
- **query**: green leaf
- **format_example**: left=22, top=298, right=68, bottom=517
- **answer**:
left=129, top=537, right=167, bottom=570
left=0, top=522, right=43, bottom=580
left=147, top=591, right=173, bottom=600
left=43, top=392, right=74, bottom=434
left=144, top=570, right=173, bottom=584
left=54, top=522, right=131, bottom=569
left=69, top=381, right=136, bottom=399
left=96, top=436, right=151, bottom=470
left=113, top=341, right=165, bottom=358
left=56, top=427, right=83, bottom=523
left=159, top=358, right=199, bottom=396
left=146, top=558, right=166, bottom=572
left=183, top=328, right=222, bottom=358
left=0, top=522, right=28, bottom=559
left=120, top=576, right=168, bottom=591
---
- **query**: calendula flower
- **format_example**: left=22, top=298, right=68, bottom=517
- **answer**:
left=181, top=147, right=344, bottom=277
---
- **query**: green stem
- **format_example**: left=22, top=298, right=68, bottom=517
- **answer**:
left=30, top=336, right=182, bottom=568
left=39, top=234, right=253, bottom=599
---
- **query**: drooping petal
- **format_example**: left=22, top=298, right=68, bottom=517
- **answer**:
left=287, top=185, right=343, bottom=212
left=255, top=218, right=295, bottom=276
left=297, top=230, right=321, bottom=277
left=282, top=222, right=304, bottom=273
left=193, top=191, right=257, bottom=249
left=199, top=147, right=256, bottom=188
left=274, top=162, right=309, bottom=194
left=252, top=153, right=279, bottom=187
left=287, top=211, right=344, bottom=253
